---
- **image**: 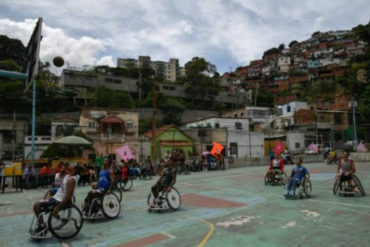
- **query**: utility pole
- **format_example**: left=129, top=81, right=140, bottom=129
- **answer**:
left=351, top=96, right=358, bottom=150
left=12, top=111, right=16, bottom=161
left=152, top=76, right=157, bottom=163
left=139, top=69, right=143, bottom=162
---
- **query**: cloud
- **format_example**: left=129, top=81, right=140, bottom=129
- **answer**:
left=0, top=18, right=106, bottom=69
left=0, top=0, right=369, bottom=73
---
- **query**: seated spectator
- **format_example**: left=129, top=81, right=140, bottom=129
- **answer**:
left=78, top=163, right=90, bottom=186
left=39, top=163, right=53, bottom=188
left=23, top=164, right=36, bottom=189
left=87, top=163, right=97, bottom=182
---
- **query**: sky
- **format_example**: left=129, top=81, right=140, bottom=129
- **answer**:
left=0, top=0, right=369, bottom=74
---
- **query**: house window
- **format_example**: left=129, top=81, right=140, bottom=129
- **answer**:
left=215, top=123, right=220, bottom=128
left=287, top=106, right=291, bottom=112
left=295, top=142, right=301, bottom=149
left=198, top=129, right=207, bottom=137
left=235, top=122, right=242, bottom=129
left=126, top=120, right=134, bottom=129
left=230, top=143, right=238, bottom=155
left=88, top=122, right=96, bottom=128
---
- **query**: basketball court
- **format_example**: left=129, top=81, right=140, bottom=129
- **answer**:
left=0, top=161, right=370, bottom=247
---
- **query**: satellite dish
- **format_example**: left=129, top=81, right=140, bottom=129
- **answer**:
left=53, top=56, right=64, bottom=67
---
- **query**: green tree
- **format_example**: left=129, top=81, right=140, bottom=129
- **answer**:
left=91, top=86, right=134, bottom=108
left=0, top=35, right=26, bottom=67
left=0, top=59, right=22, bottom=72
left=352, top=21, right=370, bottom=43
left=359, top=85, right=370, bottom=122
left=289, top=40, right=298, bottom=48
left=184, top=57, right=220, bottom=105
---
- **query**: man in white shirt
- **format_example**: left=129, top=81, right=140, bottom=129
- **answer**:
left=32, top=164, right=82, bottom=235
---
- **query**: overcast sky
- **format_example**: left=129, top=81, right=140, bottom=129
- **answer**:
left=0, top=0, right=369, bottom=73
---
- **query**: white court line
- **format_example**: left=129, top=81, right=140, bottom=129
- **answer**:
left=161, top=231, right=177, bottom=240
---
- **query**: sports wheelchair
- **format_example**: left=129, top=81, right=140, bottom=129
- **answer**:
left=285, top=175, right=312, bottom=199
left=147, top=187, right=181, bottom=212
left=264, top=170, right=288, bottom=185
left=29, top=202, right=83, bottom=240
left=81, top=190, right=121, bottom=220
left=333, top=174, right=365, bottom=197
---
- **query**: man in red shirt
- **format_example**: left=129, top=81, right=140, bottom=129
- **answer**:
left=266, top=153, right=285, bottom=183
left=39, top=164, right=53, bottom=188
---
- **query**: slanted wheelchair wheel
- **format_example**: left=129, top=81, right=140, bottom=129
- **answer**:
left=166, top=188, right=181, bottom=211
left=113, top=186, right=123, bottom=202
left=303, top=180, right=312, bottom=198
left=147, top=192, right=155, bottom=206
left=352, top=175, right=365, bottom=196
left=264, top=175, right=269, bottom=185
left=101, top=193, right=121, bottom=219
left=333, top=179, right=340, bottom=195
left=120, top=178, right=133, bottom=191
left=48, top=204, right=83, bottom=239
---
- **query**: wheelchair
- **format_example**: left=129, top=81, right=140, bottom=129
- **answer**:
left=285, top=176, right=312, bottom=199
left=333, top=174, right=365, bottom=197
left=140, top=168, right=153, bottom=180
left=119, top=177, right=133, bottom=191
left=264, top=169, right=288, bottom=185
left=29, top=202, right=83, bottom=240
left=81, top=190, right=121, bottom=220
left=147, top=187, right=181, bottom=212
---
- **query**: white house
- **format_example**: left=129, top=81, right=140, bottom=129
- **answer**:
left=24, top=136, right=53, bottom=159
left=271, top=101, right=309, bottom=131
left=278, top=101, right=308, bottom=117
left=184, top=117, right=264, bottom=158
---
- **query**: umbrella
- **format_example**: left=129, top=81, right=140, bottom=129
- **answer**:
left=54, top=135, right=91, bottom=145
left=116, top=144, right=135, bottom=161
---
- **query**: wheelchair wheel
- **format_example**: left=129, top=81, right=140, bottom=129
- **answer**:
left=264, top=174, right=269, bottom=185
left=101, top=193, right=121, bottom=219
left=147, top=192, right=155, bottom=206
left=120, top=178, right=133, bottom=191
left=303, top=180, right=312, bottom=198
left=166, top=188, right=181, bottom=211
left=48, top=204, right=83, bottom=240
left=114, top=187, right=123, bottom=202
left=352, top=175, right=365, bottom=196
left=333, top=179, right=340, bottom=195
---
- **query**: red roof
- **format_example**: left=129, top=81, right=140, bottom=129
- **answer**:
left=100, top=115, right=125, bottom=124
left=160, top=141, right=192, bottom=146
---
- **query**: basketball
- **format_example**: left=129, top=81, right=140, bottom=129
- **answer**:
left=53, top=56, right=64, bottom=67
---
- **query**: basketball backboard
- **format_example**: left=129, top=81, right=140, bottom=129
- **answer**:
left=23, top=17, right=42, bottom=91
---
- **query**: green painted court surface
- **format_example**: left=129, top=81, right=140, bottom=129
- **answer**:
left=1, top=162, right=370, bottom=247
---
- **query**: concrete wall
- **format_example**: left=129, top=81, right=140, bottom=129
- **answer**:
left=287, top=132, right=305, bottom=152
left=228, top=131, right=264, bottom=158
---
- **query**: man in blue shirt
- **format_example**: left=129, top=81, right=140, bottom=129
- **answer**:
left=83, top=158, right=115, bottom=213
left=284, top=158, right=308, bottom=197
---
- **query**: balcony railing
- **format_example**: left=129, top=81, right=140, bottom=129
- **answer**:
left=100, top=133, right=125, bottom=142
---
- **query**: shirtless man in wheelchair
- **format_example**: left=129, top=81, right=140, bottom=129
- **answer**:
left=148, top=159, right=181, bottom=211
left=30, top=164, right=83, bottom=240
left=284, top=158, right=312, bottom=199
left=82, top=158, right=121, bottom=219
